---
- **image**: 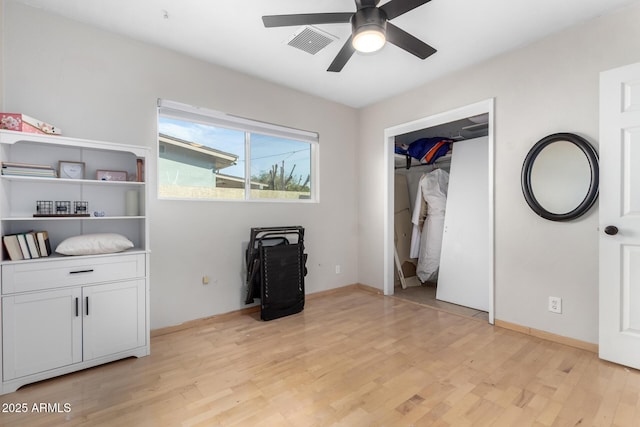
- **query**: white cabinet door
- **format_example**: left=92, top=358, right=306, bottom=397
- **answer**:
left=82, top=280, right=146, bottom=361
left=2, top=288, right=82, bottom=380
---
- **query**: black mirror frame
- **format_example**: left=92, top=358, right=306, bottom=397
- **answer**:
left=521, top=132, right=599, bottom=221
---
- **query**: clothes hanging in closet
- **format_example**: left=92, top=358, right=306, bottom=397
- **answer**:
left=411, top=168, right=449, bottom=282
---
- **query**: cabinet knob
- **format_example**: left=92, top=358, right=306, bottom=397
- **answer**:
left=604, top=225, right=619, bottom=236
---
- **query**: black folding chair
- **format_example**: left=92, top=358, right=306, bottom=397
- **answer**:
left=245, top=226, right=307, bottom=320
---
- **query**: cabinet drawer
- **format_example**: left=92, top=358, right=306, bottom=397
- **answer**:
left=2, top=254, right=145, bottom=294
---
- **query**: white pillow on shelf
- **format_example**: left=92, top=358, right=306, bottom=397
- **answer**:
left=55, top=233, right=134, bottom=256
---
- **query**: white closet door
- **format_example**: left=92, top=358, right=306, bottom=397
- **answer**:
left=437, top=136, right=489, bottom=311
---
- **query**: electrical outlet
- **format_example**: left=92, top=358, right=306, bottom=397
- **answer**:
left=335, top=265, right=341, bottom=274
left=548, top=296, right=562, bottom=314
left=202, top=276, right=210, bottom=285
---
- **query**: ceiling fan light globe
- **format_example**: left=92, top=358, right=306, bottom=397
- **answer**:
left=352, top=29, right=386, bottom=53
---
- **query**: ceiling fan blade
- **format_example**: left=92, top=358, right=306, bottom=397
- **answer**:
left=262, top=13, right=353, bottom=28
left=379, top=0, right=431, bottom=20
left=327, top=36, right=355, bottom=72
left=386, top=22, right=436, bottom=59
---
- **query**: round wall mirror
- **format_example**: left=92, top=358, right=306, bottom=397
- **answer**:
left=521, top=133, right=599, bottom=221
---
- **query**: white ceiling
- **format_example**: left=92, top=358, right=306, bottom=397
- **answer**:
left=13, top=0, right=640, bottom=108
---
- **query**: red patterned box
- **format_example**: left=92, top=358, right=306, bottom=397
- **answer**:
left=0, top=113, right=62, bottom=135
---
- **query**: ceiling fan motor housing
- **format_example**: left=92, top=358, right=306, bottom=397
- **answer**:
left=351, top=7, right=388, bottom=37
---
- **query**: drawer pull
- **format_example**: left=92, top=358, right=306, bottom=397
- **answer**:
left=69, top=269, right=94, bottom=275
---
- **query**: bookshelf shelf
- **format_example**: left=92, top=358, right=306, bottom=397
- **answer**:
left=3, top=216, right=146, bottom=221
left=1, top=175, right=145, bottom=186
left=0, top=248, right=148, bottom=264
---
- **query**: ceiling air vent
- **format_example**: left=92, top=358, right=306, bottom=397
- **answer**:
left=286, top=26, right=337, bottom=55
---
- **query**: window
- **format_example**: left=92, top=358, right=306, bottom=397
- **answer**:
left=157, top=99, right=318, bottom=201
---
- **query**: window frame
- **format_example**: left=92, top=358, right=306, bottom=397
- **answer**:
left=157, top=99, right=319, bottom=203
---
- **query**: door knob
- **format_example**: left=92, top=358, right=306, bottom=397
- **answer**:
left=604, top=225, right=618, bottom=235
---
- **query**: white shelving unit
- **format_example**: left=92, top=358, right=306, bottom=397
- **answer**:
left=0, top=129, right=150, bottom=395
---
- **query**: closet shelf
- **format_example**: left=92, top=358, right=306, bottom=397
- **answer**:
left=461, top=122, right=488, bottom=132
left=394, top=152, right=452, bottom=169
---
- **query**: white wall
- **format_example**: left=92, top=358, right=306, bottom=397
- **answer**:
left=357, top=2, right=640, bottom=344
left=2, top=1, right=360, bottom=329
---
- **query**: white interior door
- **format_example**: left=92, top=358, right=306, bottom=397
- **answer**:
left=437, top=137, right=490, bottom=311
left=599, top=62, right=640, bottom=369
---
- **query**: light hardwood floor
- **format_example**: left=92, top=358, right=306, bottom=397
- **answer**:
left=1, top=288, right=639, bottom=426
left=393, top=284, right=489, bottom=322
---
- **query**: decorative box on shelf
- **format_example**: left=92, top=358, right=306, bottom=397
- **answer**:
left=33, top=200, right=90, bottom=217
left=0, top=113, right=62, bottom=135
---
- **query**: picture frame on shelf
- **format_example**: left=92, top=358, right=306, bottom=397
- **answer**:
left=58, top=160, right=85, bottom=179
left=96, top=170, right=128, bottom=181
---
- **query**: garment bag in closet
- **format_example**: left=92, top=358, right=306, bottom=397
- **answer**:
left=413, top=168, right=449, bottom=282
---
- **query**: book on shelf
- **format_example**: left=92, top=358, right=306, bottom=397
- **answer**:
left=16, top=234, right=31, bottom=259
left=25, top=232, right=40, bottom=259
left=1, top=168, right=57, bottom=177
left=36, top=231, right=51, bottom=257
left=2, top=230, right=51, bottom=260
left=1, top=161, right=55, bottom=169
left=1, top=161, right=57, bottom=178
left=3, top=234, right=24, bottom=260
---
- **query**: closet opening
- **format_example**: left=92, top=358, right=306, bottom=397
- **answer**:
left=383, top=99, right=495, bottom=324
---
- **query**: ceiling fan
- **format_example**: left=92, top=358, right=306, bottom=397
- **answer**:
left=262, top=0, right=436, bottom=72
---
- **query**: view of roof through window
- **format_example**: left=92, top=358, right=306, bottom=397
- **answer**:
left=158, top=115, right=314, bottom=201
